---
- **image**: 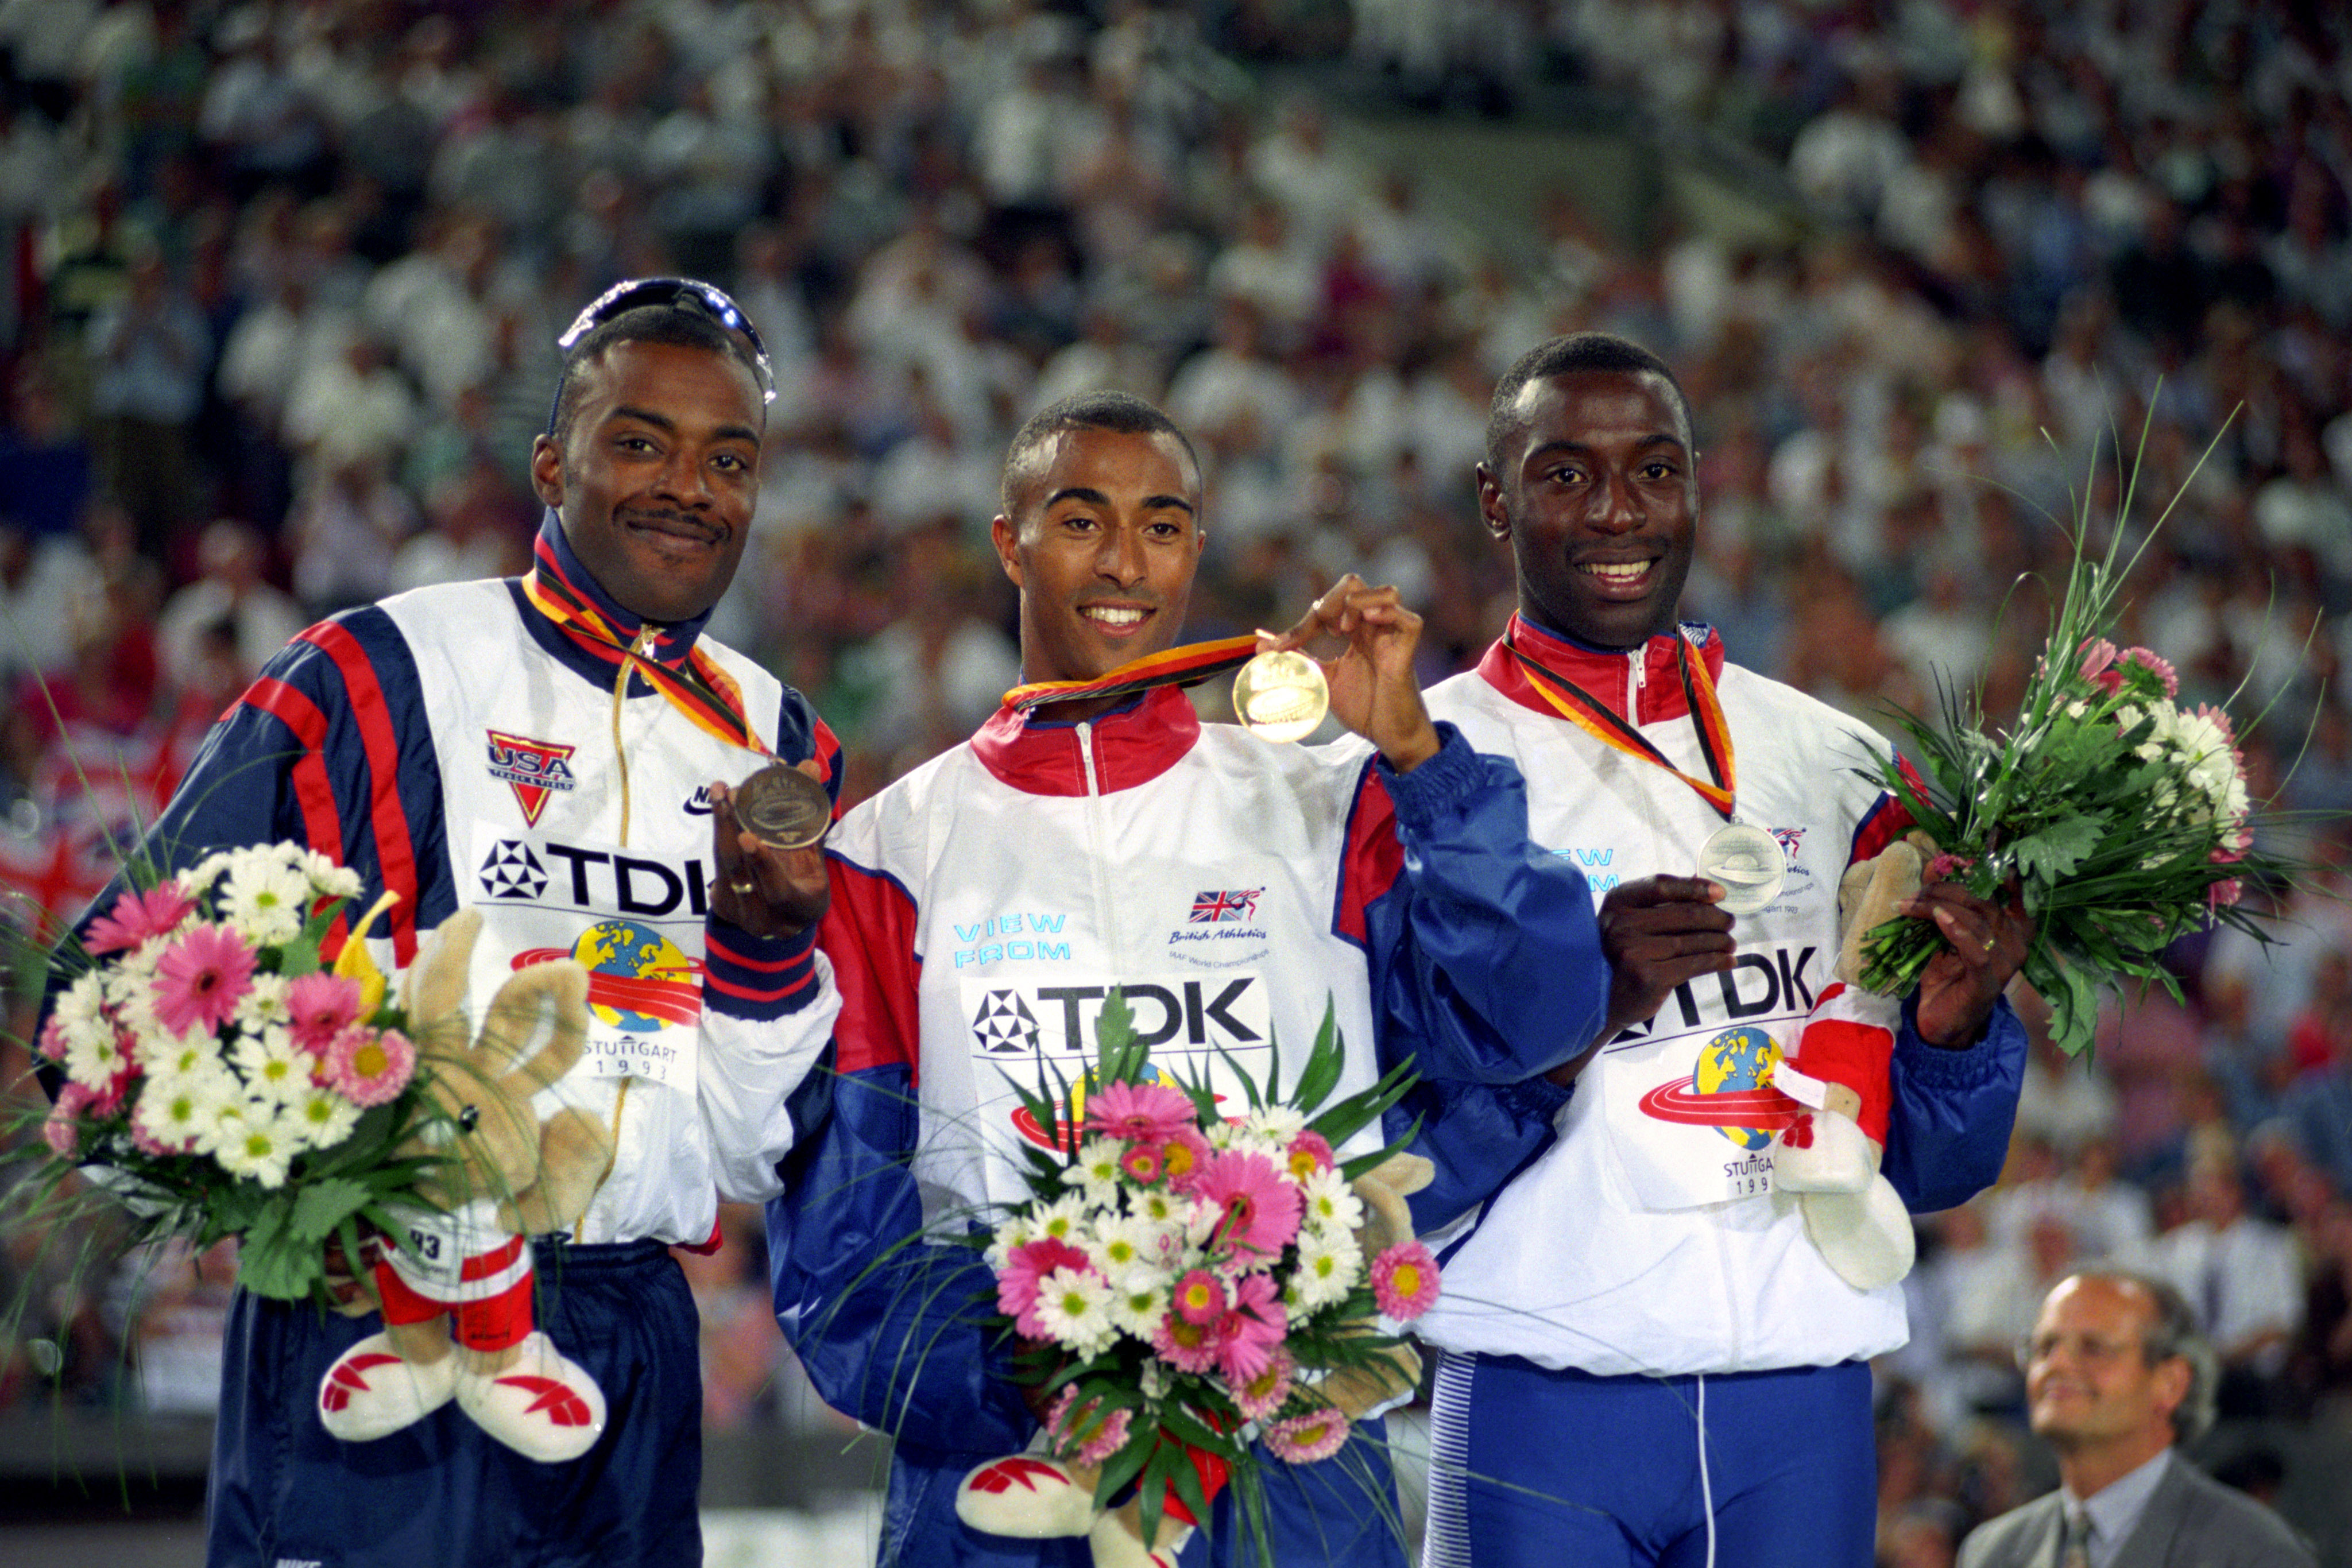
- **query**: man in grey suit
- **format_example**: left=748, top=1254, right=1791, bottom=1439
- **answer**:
left=1959, top=1269, right=2314, bottom=1568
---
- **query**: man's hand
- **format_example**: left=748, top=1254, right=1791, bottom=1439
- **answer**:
left=1905, top=879, right=2032, bottom=1048
left=1548, top=875, right=1737, bottom=1086
left=1259, top=574, right=1440, bottom=773
left=708, top=760, right=830, bottom=936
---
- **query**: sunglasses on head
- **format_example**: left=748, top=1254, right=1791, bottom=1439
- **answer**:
left=556, top=277, right=776, bottom=403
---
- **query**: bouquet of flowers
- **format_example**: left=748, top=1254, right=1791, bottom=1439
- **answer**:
left=959, top=990, right=1434, bottom=1566
left=1858, top=424, right=2290, bottom=1058
left=25, top=842, right=450, bottom=1303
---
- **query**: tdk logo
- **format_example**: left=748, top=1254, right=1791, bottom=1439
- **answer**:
left=477, top=835, right=714, bottom=916
left=963, top=976, right=1268, bottom=1058
left=1609, top=945, right=1820, bottom=1044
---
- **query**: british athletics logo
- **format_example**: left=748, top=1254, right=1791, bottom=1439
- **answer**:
left=487, top=730, right=578, bottom=826
left=1189, top=888, right=1262, bottom=923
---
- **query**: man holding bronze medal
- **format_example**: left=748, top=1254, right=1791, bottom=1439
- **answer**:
left=1411, top=332, right=2033, bottom=1568
left=61, top=279, right=842, bottom=1565
left=766, top=389, right=1614, bottom=1566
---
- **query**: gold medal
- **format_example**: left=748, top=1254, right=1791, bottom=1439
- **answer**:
left=1697, top=822, right=1785, bottom=915
left=1232, top=650, right=1329, bottom=743
left=732, top=763, right=831, bottom=851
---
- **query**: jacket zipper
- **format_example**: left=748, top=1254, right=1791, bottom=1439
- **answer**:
left=1077, top=721, right=1121, bottom=958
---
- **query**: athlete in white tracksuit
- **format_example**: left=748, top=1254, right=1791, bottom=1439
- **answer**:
left=1415, top=335, right=2030, bottom=1568
left=765, top=393, right=1613, bottom=1568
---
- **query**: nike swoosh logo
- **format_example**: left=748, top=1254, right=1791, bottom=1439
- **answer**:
left=684, top=800, right=714, bottom=816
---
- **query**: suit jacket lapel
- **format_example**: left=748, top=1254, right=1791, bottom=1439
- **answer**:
left=2108, top=1457, right=2189, bottom=1568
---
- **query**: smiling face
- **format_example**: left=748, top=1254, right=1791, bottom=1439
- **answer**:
left=1479, top=367, right=1697, bottom=650
left=991, top=425, right=1204, bottom=708
left=2025, top=1276, right=2189, bottom=1459
left=531, top=338, right=763, bottom=625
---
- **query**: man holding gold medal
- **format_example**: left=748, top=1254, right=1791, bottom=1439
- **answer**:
left=767, top=389, right=1615, bottom=1566
left=1413, top=333, right=2032, bottom=1568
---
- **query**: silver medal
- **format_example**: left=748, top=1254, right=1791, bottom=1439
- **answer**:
left=1232, top=649, right=1329, bottom=744
left=1697, top=822, right=1785, bottom=915
left=733, top=762, right=832, bottom=850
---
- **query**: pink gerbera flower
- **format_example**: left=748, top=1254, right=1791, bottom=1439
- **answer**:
left=1265, top=1406, right=1351, bottom=1465
left=1283, top=1130, right=1335, bottom=1182
left=1150, top=1308, right=1224, bottom=1375
left=998, top=1236, right=1094, bottom=1321
left=322, top=1025, right=415, bottom=1107
left=1046, top=1387, right=1135, bottom=1466
left=43, top=1081, right=94, bottom=1157
left=1209, top=1272, right=1286, bottom=1385
left=1371, top=1240, right=1441, bottom=1319
left=1173, top=1267, right=1228, bottom=1326
left=1084, top=1080, right=1198, bottom=1143
left=2119, top=646, right=2179, bottom=698
left=286, top=973, right=363, bottom=1054
left=1231, top=1347, right=1295, bottom=1422
left=1158, top=1128, right=1211, bottom=1190
left=1193, top=1149, right=1302, bottom=1264
left=1119, top=1143, right=1166, bottom=1184
left=152, top=924, right=258, bottom=1037
left=2075, top=637, right=2121, bottom=693
left=84, top=883, right=196, bottom=955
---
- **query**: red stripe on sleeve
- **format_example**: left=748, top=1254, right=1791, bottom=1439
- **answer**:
left=242, top=677, right=351, bottom=950
left=1852, top=755, right=1927, bottom=867
left=298, top=623, right=423, bottom=965
left=1334, top=768, right=1406, bottom=947
left=819, top=860, right=923, bottom=1077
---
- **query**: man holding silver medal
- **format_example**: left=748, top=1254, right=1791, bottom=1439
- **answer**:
left=765, top=389, right=1615, bottom=1567
left=53, top=278, right=842, bottom=1566
left=1411, top=332, right=2033, bottom=1568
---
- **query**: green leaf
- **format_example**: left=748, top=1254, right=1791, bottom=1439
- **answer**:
left=287, top=1178, right=373, bottom=1244
left=1288, top=998, right=1344, bottom=1113
left=2009, top=814, right=2106, bottom=885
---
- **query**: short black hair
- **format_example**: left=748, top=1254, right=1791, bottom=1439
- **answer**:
left=999, top=390, right=1201, bottom=518
left=547, top=304, right=765, bottom=443
left=1484, top=332, right=1694, bottom=472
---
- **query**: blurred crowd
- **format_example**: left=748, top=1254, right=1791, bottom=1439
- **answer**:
left=0, top=0, right=2346, bottom=1559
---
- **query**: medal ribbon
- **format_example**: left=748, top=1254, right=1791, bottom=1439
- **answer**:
left=1506, top=629, right=1737, bottom=821
left=523, top=562, right=764, bottom=755
left=1003, top=634, right=1261, bottom=714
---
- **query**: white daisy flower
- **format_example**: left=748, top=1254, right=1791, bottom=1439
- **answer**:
left=219, top=855, right=312, bottom=947
left=1284, top=1228, right=1360, bottom=1315
left=1105, top=1267, right=1169, bottom=1338
left=1243, top=1106, right=1307, bottom=1145
left=1127, top=1186, right=1182, bottom=1225
left=232, top=1030, right=315, bottom=1106
left=1031, top=1266, right=1118, bottom=1359
left=1088, top=1214, right=1176, bottom=1282
left=303, top=850, right=362, bottom=900
left=1299, top=1168, right=1364, bottom=1237
left=179, top=852, right=236, bottom=897
left=1070, top=1136, right=1127, bottom=1206
left=140, top=1025, right=227, bottom=1079
left=135, top=1068, right=222, bottom=1149
left=285, top=1083, right=361, bottom=1152
left=234, top=973, right=292, bottom=1032
left=212, top=1102, right=303, bottom=1188
left=63, top=1015, right=130, bottom=1089
left=1032, top=1194, right=1091, bottom=1247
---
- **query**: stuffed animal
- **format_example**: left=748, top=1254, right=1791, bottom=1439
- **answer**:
left=1769, top=834, right=1933, bottom=1291
left=954, top=1152, right=1436, bottom=1568
left=315, top=909, right=616, bottom=1462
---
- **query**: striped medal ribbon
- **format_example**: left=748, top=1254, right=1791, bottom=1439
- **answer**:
left=1003, top=634, right=1261, bottom=714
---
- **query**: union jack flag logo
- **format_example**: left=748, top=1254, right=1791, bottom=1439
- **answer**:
left=1189, top=888, right=1263, bottom=924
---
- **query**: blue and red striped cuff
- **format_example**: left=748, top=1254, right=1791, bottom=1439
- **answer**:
left=703, top=920, right=822, bottom=1020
